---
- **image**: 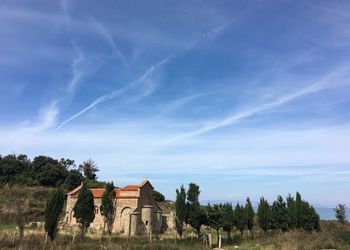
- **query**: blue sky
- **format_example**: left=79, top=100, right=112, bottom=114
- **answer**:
left=1, top=0, right=350, bottom=207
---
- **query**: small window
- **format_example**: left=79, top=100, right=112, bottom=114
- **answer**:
left=145, top=221, right=149, bottom=226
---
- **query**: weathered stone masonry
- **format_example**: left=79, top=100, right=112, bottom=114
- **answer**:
left=64, top=180, right=163, bottom=235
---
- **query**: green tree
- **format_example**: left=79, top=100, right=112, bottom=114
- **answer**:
left=31, top=155, right=69, bottom=187
left=257, top=197, right=271, bottom=232
left=188, top=203, right=207, bottom=238
left=222, top=203, right=234, bottom=241
left=186, top=183, right=206, bottom=238
left=311, top=206, right=321, bottom=231
left=334, top=204, right=347, bottom=224
left=44, top=188, right=65, bottom=241
left=175, top=185, right=187, bottom=238
left=78, top=159, right=99, bottom=180
left=73, top=181, right=95, bottom=239
left=234, top=203, right=246, bottom=235
left=59, top=158, right=75, bottom=169
left=295, top=192, right=303, bottom=229
left=271, top=196, right=289, bottom=232
left=207, top=203, right=223, bottom=245
left=0, top=154, right=31, bottom=185
left=64, top=169, right=84, bottom=191
left=286, top=194, right=297, bottom=229
left=187, top=183, right=200, bottom=203
left=153, top=190, right=165, bottom=202
left=294, top=192, right=320, bottom=231
left=245, top=198, right=254, bottom=234
left=37, top=163, right=68, bottom=187
left=302, top=202, right=320, bottom=231
left=100, top=182, right=116, bottom=235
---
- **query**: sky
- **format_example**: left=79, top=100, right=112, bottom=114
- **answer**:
left=1, top=0, right=350, bottom=207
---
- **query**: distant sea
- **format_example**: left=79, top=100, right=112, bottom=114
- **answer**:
left=315, top=207, right=350, bottom=220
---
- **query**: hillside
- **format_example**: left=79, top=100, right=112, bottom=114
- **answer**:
left=0, top=186, right=54, bottom=225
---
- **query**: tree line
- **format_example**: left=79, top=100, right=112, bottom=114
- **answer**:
left=175, top=183, right=320, bottom=242
left=0, top=153, right=100, bottom=190
left=40, top=181, right=344, bottom=245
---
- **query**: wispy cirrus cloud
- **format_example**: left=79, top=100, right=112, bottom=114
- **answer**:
left=89, top=17, right=128, bottom=66
left=168, top=65, right=350, bottom=141
left=56, top=54, right=172, bottom=129
left=15, top=101, right=60, bottom=133
left=67, top=44, right=85, bottom=94
left=57, top=9, right=249, bottom=129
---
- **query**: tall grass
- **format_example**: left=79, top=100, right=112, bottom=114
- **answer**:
left=1, top=221, right=350, bottom=249
left=0, top=231, right=207, bottom=250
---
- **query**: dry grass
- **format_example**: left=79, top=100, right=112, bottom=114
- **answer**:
left=0, top=229, right=207, bottom=250
left=0, top=186, right=53, bottom=224
left=1, top=221, right=350, bottom=250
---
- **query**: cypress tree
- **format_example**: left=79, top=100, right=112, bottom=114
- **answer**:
left=271, top=196, right=289, bottom=232
left=234, top=203, right=246, bottom=235
left=295, top=192, right=303, bottom=228
left=188, top=203, right=207, bottom=238
left=301, top=202, right=321, bottom=231
left=175, top=185, right=187, bottom=238
left=245, top=198, right=254, bottom=234
left=207, top=203, right=223, bottom=245
left=44, top=188, right=65, bottom=241
left=302, top=202, right=315, bottom=231
left=286, top=194, right=297, bottom=229
left=334, top=204, right=347, bottom=224
left=187, top=183, right=200, bottom=204
left=73, top=181, right=95, bottom=239
left=257, top=197, right=271, bottom=232
left=186, top=183, right=206, bottom=237
left=312, top=207, right=321, bottom=231
left=100, top=182, right=116, bottom=235
left=222, top=203, right=234, bottom=241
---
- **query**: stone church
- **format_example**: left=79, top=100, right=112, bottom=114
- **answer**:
left=64, top=180, right=163, bottom=236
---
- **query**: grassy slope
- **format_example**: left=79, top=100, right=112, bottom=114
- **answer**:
left=0, top=186, right=53, bottom=225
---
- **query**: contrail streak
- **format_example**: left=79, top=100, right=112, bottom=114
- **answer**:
left=57, top=9, right=247, bottom=129
left=166, top=66, right=350, bottom=142
left=57, top=56, right=173, bottom=129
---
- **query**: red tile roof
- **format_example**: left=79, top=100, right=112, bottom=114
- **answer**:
left=67, top=180, right=152, bottom=198
left=121, top=185, right=139, bottom=191
left=90, top=189, right=105, bottom=198
left=90, top=188, right=139, bottom=198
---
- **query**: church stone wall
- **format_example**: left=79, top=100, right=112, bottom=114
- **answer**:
left=113, top=198, right=138, bottom=232
left=64, top=180, right=163, bottom=236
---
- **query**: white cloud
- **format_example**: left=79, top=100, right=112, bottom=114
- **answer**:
left=67, top=44, right=85, bottom=94
left=13, top=101, right=60, bottom=134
